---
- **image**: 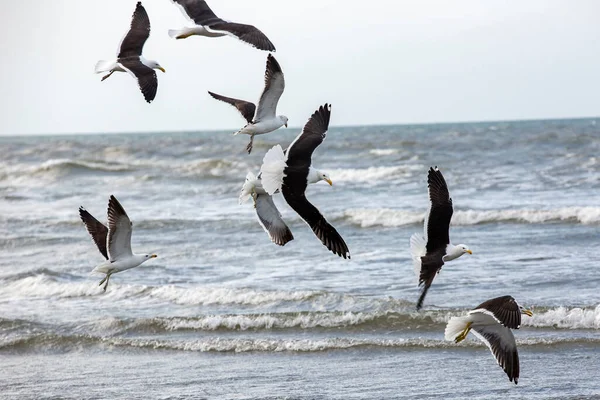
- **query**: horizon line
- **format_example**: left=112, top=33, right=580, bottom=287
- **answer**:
left=2, top=115, right=598, bottom=138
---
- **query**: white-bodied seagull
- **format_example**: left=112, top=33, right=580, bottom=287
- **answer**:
left=168, top=0, right=276, bottom=51
left=79, top=195, right=157, bottom=291
left=445, top=295, right=533, bottom=384
left=410, top=167, right=472, bottom=310
left=95, top=2, right=165, bottom=103
left=259, top=104, right=349, bottom=259
left=208, top=54, right=287, bottom=154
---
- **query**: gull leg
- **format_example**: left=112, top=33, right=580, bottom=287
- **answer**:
left=101, top=71, right=115, bottom=81
left=246, top=135, right=254, bottom=154
left=455, top=322, right=472, bottom=343
left=100, top=270, right=114, bottom=292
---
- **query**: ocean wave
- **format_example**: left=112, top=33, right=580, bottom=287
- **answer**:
left=176, top=158, right=249, bottom=178
left=0, top=276, right=331, bottom=306
left=344, top=207, right=600, bottom=227
left=369, top=149, right=399, bottom=156
left=32, top=159, right=133, bottom=175
left=2, top=334, right=598, bottom=354
left=328, top=165, right=422, bottom=183
left=101, top=311, right=433, bottom=333
left=524, top=305, right=600, bottom=329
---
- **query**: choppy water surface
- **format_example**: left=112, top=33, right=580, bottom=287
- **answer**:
left=1, top=119, right=599, bottom=399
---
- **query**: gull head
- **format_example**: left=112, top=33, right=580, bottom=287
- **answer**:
left=319, top=171, right=333, bottom=186
left=457, top=244, right=473, bottom=255
left=519, top=304, right=533, bottom=317
left=147, top=60, right=165, bottom=73
left=279, top=115, right=288, bottom=128
left=445, top=244, right=472, bottom=261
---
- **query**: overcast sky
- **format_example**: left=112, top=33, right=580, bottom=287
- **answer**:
left=1, top=0, right=599, bottom=135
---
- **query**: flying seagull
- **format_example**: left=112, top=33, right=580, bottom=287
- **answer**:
left=445, top=295, right=533, bottom=384
left=410, top=167, right=472, bottom=310
left=168, top=0, right=276, bottom=51
left=259, top=104, right=349, bottom=259
left=95, top=2, right=165, bottom=103
left=208, top=54, right=287, bottom=154
left=79, top=195, right=157, bottom=291
left=239, top=166, right=332, bottom=247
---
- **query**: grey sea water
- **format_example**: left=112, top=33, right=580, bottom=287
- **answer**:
left=1, top=118, right=599, bottom=399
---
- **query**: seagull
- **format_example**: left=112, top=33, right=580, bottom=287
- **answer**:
left=208, top=54, right=287, bottom=154
left=410, top=167, right=472, bottom=310
left=168, top=0, right=276, bottom=51
left=95, top=2, right=165, bottom=103
left=259, top=104, right=349, bottom=259
left=239, top=172, right=294, bottom=246
left=79, top=195, right=157, bottom=291
left=445, top=295, right=533, bottom=384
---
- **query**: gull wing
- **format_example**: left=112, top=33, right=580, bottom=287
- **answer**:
left=208, top=91, right=255, bottom=123
left=118, top=2, right=151, bottom=58
left=424, top=167, right=453, bottom=251
left=254, top=54, right=284, bottom=122
left=254, top=193, right=294, bottom=246
left=79, top=207, right=109, bottom=260
left=470, top=312, right=520, bottom=384
left=106, top=195, right=133, bottom=261
left=119, top=59, right=158, bottom=103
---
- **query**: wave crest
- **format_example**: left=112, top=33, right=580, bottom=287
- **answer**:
left=344, top=207, right=600, bottom=227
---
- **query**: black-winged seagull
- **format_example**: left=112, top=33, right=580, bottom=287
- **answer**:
left=445, top=295, right=533, bottom=384
left=410, top=167, right=472, bottom=310
left=208, top=54, right=287, bottom=154
left=259, top=104, right=350, bottom=259
left=168, top=0, right=276, bottom=51
left=79, top=195, right=157, bottom=291
left=95, top=2, right=165, bottom=103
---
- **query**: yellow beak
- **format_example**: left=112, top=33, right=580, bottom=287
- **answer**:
left=325, top=178, right=333, bottom=186
left=151, top=254, right=158, bottom=258
left=158, top=67, right=166, bottom=73
left=522, top=309, right=533, bottom=317
left=466, top=250, right=473, bottom=255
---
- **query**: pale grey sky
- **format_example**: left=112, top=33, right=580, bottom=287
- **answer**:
left=1, top=0, right=599, bottom=135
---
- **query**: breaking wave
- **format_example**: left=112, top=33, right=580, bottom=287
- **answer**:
left=344, top=207, right=600, bottom=227
left=2, top=333, right=598, bottom=354
left=328, top=165, right=422, bottom=183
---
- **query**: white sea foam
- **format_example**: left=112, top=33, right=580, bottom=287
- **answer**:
left=141, top=312, right=378, bottom=331
left=107, top=337, right=435, bottom=353
left=0, top=276, right=322, bottom=306
left=344, top=207, right=600, bottom=227
left=524, top=305, right=600, bottom=329
left=369, top=149, right=399, bottom=156
left=328, top=165, right=421, bottom=183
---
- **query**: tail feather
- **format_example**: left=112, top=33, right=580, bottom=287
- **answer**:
left=260, top=145, right=287, bottom=195
left=168, top=28, right=193, bottom=39
left=444, top=315, right=472, bottom=341
left=410, top=233, right=427, bottom=279
left=239, top=172, right=258, bottom=204
left=95, top=60, right=115, bottom=74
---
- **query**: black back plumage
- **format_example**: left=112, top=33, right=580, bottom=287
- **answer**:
left=474, top=295, right=523, bottom=329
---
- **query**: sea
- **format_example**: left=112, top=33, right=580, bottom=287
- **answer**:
left=1, top=119, right=599, bottom=399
